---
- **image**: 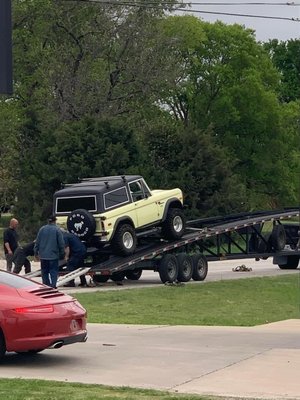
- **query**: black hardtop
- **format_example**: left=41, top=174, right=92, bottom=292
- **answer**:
left=54, top=175, right=142, bottom=197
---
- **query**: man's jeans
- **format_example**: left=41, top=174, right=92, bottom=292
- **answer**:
left=41, top=259, right=59, bottom=288
left=5, top=253, right=14, bottom=272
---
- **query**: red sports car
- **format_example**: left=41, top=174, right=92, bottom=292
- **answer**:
left=0, top=270, right=87, bottom=357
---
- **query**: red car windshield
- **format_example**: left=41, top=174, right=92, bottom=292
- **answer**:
left=0, top=271, right=38, bottom=289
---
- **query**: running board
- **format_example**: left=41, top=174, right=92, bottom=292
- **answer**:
left=56, top=267, right=91, bottom=287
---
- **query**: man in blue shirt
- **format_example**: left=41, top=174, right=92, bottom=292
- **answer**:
left=62, top=230, right=87, bottom=287
left=34, top=216, right=65, bottom=288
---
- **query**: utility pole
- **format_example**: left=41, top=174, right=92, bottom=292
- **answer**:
left=0, top=0, right=13, bottom=94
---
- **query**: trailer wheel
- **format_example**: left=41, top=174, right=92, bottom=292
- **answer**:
left=278, top=255, right=299, bottom=270
left=111, top=271, right=126, bottom=282
left=161, top=208, right=186, bottom=240
left=0, top=330, right=6, bottom=358
left=192, top=254, right=208, bottom=281
left=271, top=225, right=286, bottom=251
left=112, top=224, right=137, bottom=256
left=93, top=275, right=109, bottom=283
left=176, top=253, right=193, bottom=282
left=125, top=269, right=142, bottom=280
left=159, top=254, right=178, bottom=283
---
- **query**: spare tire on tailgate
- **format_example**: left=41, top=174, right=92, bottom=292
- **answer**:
left=67, top=209, right=96, bottom=240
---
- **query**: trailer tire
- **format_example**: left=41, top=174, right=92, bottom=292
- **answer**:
left=111, top=271, right=126, bottom=282
left=161, top=208, right=186, bottom=240
left=192, top=254, right=208, bottom=281
left=159, top=254, right=178, bottom=283
left=278, top=255, right=299, bottom=270
left=270, top=225, right=286, bottom=251
left=112, top=224, right=137, bottom=256
left=125, top=269, right=142, bottom=280
left=176, top=253, right=193, bottom=282
left=93, top=275, right=109, bottom=283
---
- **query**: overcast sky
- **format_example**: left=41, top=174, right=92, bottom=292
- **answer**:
left=179, top=1, right=300, bottom=42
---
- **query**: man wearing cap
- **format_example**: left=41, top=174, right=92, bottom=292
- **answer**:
left=34, top=216, right=65, bottom=288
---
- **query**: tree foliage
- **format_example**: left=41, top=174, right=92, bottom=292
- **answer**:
left=264, top=39, right=300, bottom=102
left=0, top=1, right=298, bottom=235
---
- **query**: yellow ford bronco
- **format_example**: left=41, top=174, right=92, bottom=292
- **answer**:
left=53, top=175, right=185, bottom=256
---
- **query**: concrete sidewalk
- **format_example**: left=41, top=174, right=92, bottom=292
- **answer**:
left=1, top=321, right=300, bottom=399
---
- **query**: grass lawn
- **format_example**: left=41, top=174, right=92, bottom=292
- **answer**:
left=74, top=274, right=300, bottom=326
left=0, top=379, right=216, bottom=400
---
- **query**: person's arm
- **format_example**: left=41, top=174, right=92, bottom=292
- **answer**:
left=57, top=229, right=66, bottom=259
left=34, top=232, right=40, bottom=256
left=3, top=231, right=13, bottom=254
left=65, top=245, right=70, bottom=260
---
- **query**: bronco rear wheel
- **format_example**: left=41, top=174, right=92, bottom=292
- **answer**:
left=112, top=224, right=137, bottom=256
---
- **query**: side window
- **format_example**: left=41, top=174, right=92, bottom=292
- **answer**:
left=104, top=187, right=129, bottom=210
left=129, top=180, right=149, bottom=202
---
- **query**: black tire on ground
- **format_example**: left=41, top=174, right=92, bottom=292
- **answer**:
left=278, top=255, right=299, bottom=270
left=125, top=269, right=142, bottom=280
left=0, top=330, right=6, bottom=358
left=161, top=208, right=186, bottom=240
left=67, top=209, right=96, bottom=240
left=192, top=254, right=208, bottom=281
left=111, top=224, right=137, bottom=256
left=93, top=275, right=109, bottom=283
left=270, top=225, right=286, bottom=251
left=176, top=253, right=193, bottom=282
left=159, top=254, right=178, bottom=283
left=111, top=271, right=126, bottom=282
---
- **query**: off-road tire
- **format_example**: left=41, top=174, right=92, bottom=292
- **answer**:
left=192, top=254, right=208, bottom=281
left=159, top=254, right=178, bottom=283
left=161, top=208, right=186, bottom=240
left=112, top=224, right=137, bottom=256
left=176, top=253, right=193, bottom=282
left=67, top=209, right=96, bottom=240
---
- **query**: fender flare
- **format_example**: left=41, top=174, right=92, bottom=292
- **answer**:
left=161, top=199, right=183, bottom=222
left=110, top=216, right=135, bottom=239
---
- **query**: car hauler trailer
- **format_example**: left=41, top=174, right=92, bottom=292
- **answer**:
left=33, top=208, right=298, bottom=287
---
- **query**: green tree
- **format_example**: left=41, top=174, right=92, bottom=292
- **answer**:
left=160, top=17, right=296, bottom=208
left=264, top=39, right=300, bottom=102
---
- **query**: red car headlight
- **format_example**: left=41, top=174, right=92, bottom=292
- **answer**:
left=14, top=305, right=54, bottom=314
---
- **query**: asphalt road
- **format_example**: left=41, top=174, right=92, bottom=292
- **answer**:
left=60, top=257, right=300, bottom=293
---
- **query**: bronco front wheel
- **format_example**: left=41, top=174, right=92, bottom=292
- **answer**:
left=161, top=208, right=186, bottom=240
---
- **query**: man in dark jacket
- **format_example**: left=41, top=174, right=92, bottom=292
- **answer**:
left=34, top=216, right=65, bottom=288
left=62, top=230, right=87, bottom=287
left=3, top=218, right=19, bottom=272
